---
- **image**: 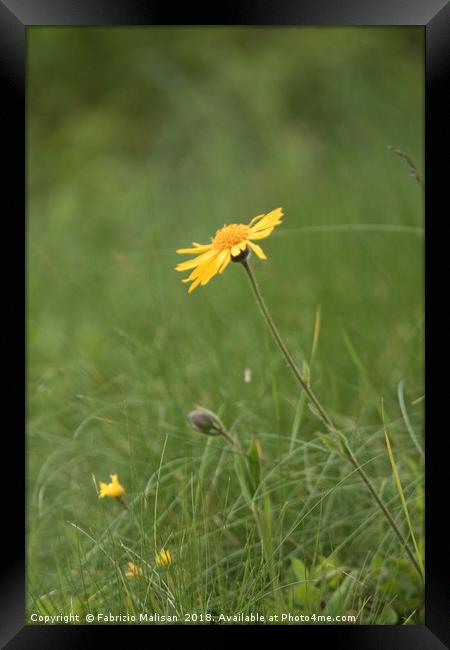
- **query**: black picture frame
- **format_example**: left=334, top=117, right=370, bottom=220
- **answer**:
left=2, top=1, right=448, bottom=647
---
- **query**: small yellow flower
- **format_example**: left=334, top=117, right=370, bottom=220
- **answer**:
left=98, top=474, right=125, bottom=499
left=125, top=561, right=142, bottom=577
left=155, top=548, right=172, bottom=567
left=175, top=207, right=283, bottom=293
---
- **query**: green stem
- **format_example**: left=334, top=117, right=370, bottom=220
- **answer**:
left=217, top=428, right=235, bottom=446
left=340, top=436, right=424, bottom=580
left=241, top=260, right=332, bottom=429
left=241, top=258, right=423, bottom=581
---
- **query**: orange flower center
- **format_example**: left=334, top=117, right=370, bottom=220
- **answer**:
left=212, top=224, right=249, bottom=250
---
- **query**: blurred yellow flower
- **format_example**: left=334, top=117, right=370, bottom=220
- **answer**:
left=175, top=208, right=283, bottom=293
left=125, top=561, right=142, bottom=577
left=98, top=474, right=125, bottom=498
left=155, top=548, right=172, bottom=567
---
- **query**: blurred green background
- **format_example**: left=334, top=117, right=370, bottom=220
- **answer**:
left=27, top=27, right=424, bottom=622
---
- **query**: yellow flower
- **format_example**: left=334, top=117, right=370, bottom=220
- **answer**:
left=155, top=548, right=172, bottom=567
left=125, top=561, right=142, bottom=577
left=175, top=207, right=283, bottom=293
left=98, top=474, right=125, bottom=499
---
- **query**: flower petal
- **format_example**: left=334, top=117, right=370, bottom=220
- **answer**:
left=214, top=249, right=228, bottom=270
left=249, top=227, right=274, bottom=240
left=185, top=256, right=221, bottom=292
left=218, top=250, right=231, bottom=273
left=188, top=276, right=202, bottom=293
left=248, top=241, right=267, bottom=259
left=183, top=252, right=220, bottom=282
left=249, top=207, right=283, bottom=232
left=200, top=258, right=222, bottom=285
left=176, top=244, right=212, bottom=254
left=175, top=249, right=217, bottom=272
left=249, top=213, right=265, bottom=227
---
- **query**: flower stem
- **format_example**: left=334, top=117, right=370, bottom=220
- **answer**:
left=218, top=428, right=235, bottom=446
left=241, top=259, right=423, bottom=581
left=241, top=260, right=332, bottom=428
left=339, top=434, right=424, bottom=580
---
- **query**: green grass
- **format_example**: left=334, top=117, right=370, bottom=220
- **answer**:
left=27, top=26, right=424, bottom=625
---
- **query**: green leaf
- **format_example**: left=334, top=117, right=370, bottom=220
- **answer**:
left=370, top=553, right=383, bottom=575
left=324, top=573, right=356, bottom=616
left=291, top=557, right=308, bottom=581
left=312, top=554, right=343, bottom=589
left=292, top=583, right=321, bottom=608
left=234, top=453, right=253, bottom=506
left=247, top=435, right=263, bottom=494
left=316, top=432, right=340, bottom=454
left=290, top=558, right=321, bottom=608
left=380, top=604, right=398, bottom=625
left=382, top=403, right=424, bottom=579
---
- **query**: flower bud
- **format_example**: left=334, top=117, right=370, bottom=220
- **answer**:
left=188, top=407, right=225, bottom=436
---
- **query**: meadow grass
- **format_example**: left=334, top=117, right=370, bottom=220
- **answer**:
left=27, top=27, right=424, bottom=624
